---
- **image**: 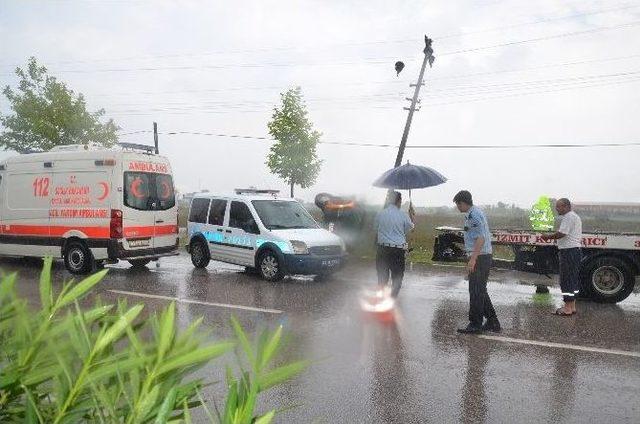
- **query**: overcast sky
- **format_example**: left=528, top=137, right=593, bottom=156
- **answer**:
left=1, top=0, right=640, bottom=207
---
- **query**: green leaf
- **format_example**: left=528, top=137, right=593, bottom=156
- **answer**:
left=22, top=363, right=61, bottom=386
left=57, top=269, right=108, bottom=309
left=259, top=325, right=282, bottom=370
left=0, top=272, right=17, bottom=302
left=223, top=380, right=238, bottom=424
left=240, top=383, right=259, bottom=423
left=154, top=386, right=178, bottom=424
left=156, top=342, right=234, bottom=377
left=136, top=383, right=160, bottom=422
left=230, top=316, right=256, bottom=369
left=93, top=304, right=143, bottom=354
left=183, top=399, right=193, bottom=424
left=255, top=410, right=276, bottom=424
left=39, top=257, right=53, bottom=312
left=157, top=302, right=176, bottom=361
left=24, top=386, right=43, bottom=424
left=86, top=356, right=148, bottom=386
left=258, top=360, right=309, bottom=391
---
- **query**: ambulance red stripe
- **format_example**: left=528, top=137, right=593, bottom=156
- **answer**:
left=123, top=225, right=177, bottom=238
left=1, top=224, right=110, bottom=238
left=1, top=224, right=176, bottom=239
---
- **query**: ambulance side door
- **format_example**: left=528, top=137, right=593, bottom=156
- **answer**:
left=3, top=168, right=53, bottom=256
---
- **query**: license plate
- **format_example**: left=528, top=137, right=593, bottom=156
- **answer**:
left=322, top=259, right=340, bottom=267
left=128, top=238, right=151, bottom=248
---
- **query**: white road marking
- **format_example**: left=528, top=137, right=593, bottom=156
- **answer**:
left=479, top=334, right=640, bottom=358
left=107, top=289, right=283, bottom=314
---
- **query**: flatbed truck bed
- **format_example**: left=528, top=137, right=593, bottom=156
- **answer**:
left=433, top=227, right=640, bottom=303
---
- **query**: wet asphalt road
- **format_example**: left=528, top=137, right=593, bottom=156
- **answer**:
left=5, top=254, right=640, bottom=424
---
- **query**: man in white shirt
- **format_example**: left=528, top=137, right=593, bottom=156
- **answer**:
left=541, top=198, right=583, bottom=316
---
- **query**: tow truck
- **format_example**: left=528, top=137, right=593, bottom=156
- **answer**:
left=432, top=227, right=640, bottom=303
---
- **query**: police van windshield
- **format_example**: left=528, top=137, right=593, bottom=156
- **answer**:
left=124, top=172, right=175, bottom=211
left=252, top=200, right=319, bottom=230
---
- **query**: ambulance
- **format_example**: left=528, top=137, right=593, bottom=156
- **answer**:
left=0, top=143, right=179, bottom=274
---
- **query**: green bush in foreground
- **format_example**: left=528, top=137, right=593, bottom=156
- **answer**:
left=0, top=258, right=306, bottom=423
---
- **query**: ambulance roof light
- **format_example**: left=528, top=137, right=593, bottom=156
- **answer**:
left=117, top=142, right=155, bottom=154
left=50, top=143, right=106, bottom=152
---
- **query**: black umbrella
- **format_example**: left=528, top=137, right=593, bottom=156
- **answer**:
left=373, top=161, right=447, bottom=204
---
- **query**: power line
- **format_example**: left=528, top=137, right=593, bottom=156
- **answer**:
left=438, top=20, right=640, bottom=57
left=4, top=2, right=637, bottom=67
left=4, top=19, right=640, bottom=77
left=117, top=129, right=640, bottom=149
left=80, top=52, right=640, bottom=100
left=101, top=70, right=640, bottom=115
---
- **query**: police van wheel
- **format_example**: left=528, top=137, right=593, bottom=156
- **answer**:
left=64, top=241, right=93, bottom=275
left=258, top=251, right=284, bottom=282
left=190, top=240, right=210, bottom=269
left=128, top=259, right=151, bottom=268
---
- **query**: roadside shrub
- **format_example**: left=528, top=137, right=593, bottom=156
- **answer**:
left=0, top=258, right=306, bottom=423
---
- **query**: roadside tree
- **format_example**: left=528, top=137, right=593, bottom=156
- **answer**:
left=0, top=57, right=119, bottom=153
left=267, top=87, right=322, bottom=198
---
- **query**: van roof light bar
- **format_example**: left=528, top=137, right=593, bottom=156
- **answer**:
left=118, top=142, right=155, bottom=154
left=234, top=188, right=280, bottom=196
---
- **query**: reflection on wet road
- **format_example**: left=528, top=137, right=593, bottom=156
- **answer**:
left=5, top=254, right=640, bottom=423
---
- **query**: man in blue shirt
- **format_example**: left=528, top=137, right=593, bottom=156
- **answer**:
left=374, top=191, right=415, bottom=297
left=454, top=190, right=501, bottom=334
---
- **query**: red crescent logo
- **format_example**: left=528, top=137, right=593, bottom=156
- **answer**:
left=160, top=181, right=171, bottom=199
left=131, top=178, right=145, bottom=199
left=97, top=181, right=110, bottom=201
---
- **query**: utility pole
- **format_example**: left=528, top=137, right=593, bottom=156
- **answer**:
left=153, top=122, right=159, bottom=154
left=393, top=35, right=435, bottom=167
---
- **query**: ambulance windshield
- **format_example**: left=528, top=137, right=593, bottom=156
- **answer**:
left=252, top=200, right=319, bottom=230
left=124, top=172, right=175, bottom=211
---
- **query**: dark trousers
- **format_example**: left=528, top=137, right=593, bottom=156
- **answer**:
left=468, top=254, right=498, bottom=327
left=376, top=245, right=406, bottom=297
left=559, top=248, right=582, bottom=302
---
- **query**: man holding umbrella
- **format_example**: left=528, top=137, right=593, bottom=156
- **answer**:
left=375, top=191, right=415, bottom=298
left=373, top=162, right=448, bottom=298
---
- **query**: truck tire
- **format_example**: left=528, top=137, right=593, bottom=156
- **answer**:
left=582, top=256, right=635, bottom=303
left=190, top=239, right=210, bottom=269
left=128, top=259, right=151, bottom=268
left=64, top=241, right=93, bottom=275
left=258, top=250, right=285, bottom=282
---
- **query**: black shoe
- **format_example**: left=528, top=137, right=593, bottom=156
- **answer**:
left=457, top=324, right=484, bottom=334
left=482, top=319, right=501, bottom=333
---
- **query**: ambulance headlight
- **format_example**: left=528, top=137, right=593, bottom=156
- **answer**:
left=290, top=240, right=309, bottom=255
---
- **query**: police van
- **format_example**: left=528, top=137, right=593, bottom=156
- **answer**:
left=186, top=189, right=346, bottom=281
left=0, top=143, right=179, bottom=274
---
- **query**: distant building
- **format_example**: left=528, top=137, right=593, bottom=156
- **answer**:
left=571, top=202, right=640, bottom=217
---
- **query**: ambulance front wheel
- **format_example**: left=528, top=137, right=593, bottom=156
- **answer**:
left=64, top=241, right=93, bottom=275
